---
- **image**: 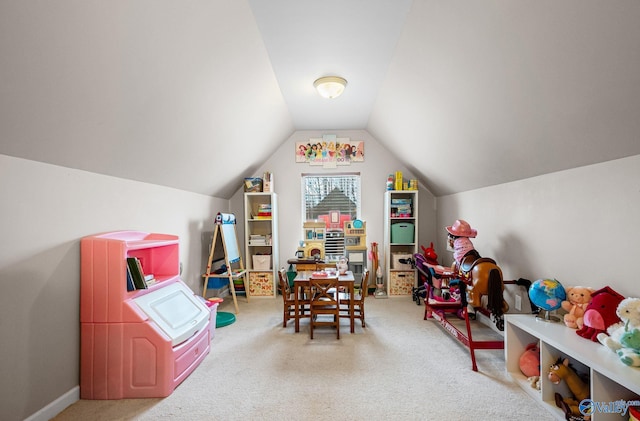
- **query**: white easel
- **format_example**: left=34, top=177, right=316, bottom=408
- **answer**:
left=202, top=212, right=248, bottom=314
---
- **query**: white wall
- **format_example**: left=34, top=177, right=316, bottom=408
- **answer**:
left=436, top=155, right=640, bottom=298
left=230, top=130, right=438, bottom=272
left=0, top=154, right=227, bottom=421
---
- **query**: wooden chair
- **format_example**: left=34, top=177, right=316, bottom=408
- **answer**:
left=309, top=277, right=340, bottom=339
left=339, top=268, right=370, bottom=328
left=278, top=268, right=308, bottom=328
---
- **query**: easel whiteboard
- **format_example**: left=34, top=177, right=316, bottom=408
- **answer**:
left=202, top=212, right=248, bottom=314
left=218, top=213, right=240, bottom=263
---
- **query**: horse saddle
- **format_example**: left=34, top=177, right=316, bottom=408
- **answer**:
left=459, top=252, right=496, bottom=274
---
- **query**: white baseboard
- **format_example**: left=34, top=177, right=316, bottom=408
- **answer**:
left=25, top=386, right=79, bottom=421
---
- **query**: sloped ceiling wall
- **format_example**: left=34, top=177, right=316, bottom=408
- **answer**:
left=369, top=0, right=640, bottom=195
left=0, top=1, right=293, bottom=199
left=1, top=1, right=640, bottom=199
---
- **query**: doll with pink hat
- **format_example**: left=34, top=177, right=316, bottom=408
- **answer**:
left=446, top=219, right=481, bottom=272
left=444, top=219, right=509, bottom=324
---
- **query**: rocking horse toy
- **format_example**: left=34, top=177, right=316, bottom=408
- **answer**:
left=406, top=219, right=510, bottom=371
left=447, top=219, right=509, bottom=330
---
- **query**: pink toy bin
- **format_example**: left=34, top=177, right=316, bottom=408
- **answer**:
left=205, top=298, right=223, bottom=340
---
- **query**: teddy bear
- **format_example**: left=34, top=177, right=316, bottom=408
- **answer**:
left=561, top=286, right=595, bottom=329
left=597, top=297, right=640, bottom=355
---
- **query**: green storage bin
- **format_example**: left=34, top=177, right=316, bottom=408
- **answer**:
left=391, top=222, right=415, bottom=243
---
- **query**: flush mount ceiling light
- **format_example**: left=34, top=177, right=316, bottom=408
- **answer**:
left=313, top=76, right=347, bottom=99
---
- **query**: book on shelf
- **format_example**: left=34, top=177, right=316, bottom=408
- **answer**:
left=126, top=257, right=148, bottom=290
left=249, top=234, right=269, bottom=245
left=391, top=204, right=412, bottom=217
left=144, top=274, right=157, bottom=287
left=126, top=266, right=136, bottom=291
left=253, top=204, right=272, bottom=218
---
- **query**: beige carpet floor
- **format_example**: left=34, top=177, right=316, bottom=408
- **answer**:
left=53, top=295, right=554, bottom=421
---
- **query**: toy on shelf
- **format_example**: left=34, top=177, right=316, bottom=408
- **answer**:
left=519, top=342, right=541, bottom=378
left=597, top=297, right=640, bottom=367
left=548, top=357, right=590, bottom=420
left=561, top=286, right=595, bottom=329
left=576, top=286, right=625, bottom=341
left=529, top=278, right=566, bottom=322
left=619, top=328, right=640, bottom=367
left=527, top=375, right=540, bottom=390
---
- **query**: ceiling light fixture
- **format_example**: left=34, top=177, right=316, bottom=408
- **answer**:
left=313, top=76, right=347, bottom=99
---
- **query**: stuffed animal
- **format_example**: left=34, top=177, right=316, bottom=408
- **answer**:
left=576, top=286, right=625, bottom=342
left=549, top=357, right=589, bottom=419
left=519, top=342, right=541, bottom=377
left=561, top=286, right=595, bottom=329
left=618, top=328, right=640, bottom=367
left=596, top=297, right=640, bottom=367
left=421, top=242, right=439, bottom=266
left=412, top=243, right=439, bottom=305
left=527, top=375, right=540, bottom=390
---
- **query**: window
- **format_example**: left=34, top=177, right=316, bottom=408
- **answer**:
left=301, top=173, right=361, bottom=228
left=301, top=173, right=361, bottom=260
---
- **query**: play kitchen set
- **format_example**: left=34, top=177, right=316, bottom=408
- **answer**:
left=289, top=218, right=368, bottom=282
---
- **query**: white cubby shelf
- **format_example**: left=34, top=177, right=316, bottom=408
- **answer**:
left=505, top=314, right=640, bottom=421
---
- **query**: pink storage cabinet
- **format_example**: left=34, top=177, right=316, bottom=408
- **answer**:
left=80, top=231, right=211, bottom=399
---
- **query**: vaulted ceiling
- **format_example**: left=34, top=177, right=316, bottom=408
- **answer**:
left=2, top=1, right=640, bottom=198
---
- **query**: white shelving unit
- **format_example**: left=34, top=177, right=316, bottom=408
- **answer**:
left=383, top=190, right=418, bottom=296
left=505, top=314, right=640, bottom=420
left=244, top=192, right=279, bottom=297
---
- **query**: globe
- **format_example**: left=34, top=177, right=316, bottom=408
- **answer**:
left=529, top=278, right=566, bottom=312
